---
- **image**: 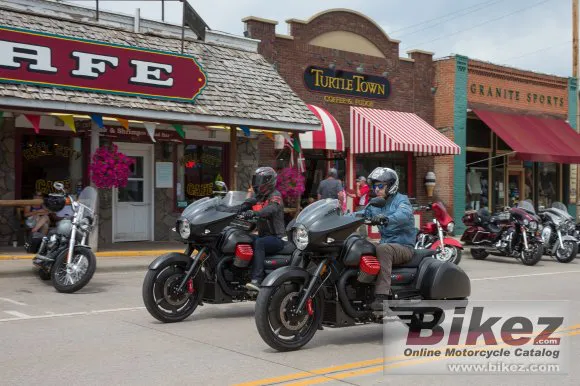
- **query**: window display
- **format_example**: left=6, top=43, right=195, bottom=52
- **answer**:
left=538, top=163, right=560, bottom=209
left=465, top=152, right=488, bottom=211
left=176, top=143, right=226, bottom=207
left=21, top=134, right=85, bottom=199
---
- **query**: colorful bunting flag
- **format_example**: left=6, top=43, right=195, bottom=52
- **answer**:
left=55, top=114, right=76, bottom=133
left=172, top=123, right=185, bottom=138
left=144, top=122, right=157, bottom=142
left=90, top=114, right=104, bottom=129
left=264, top=132, right=274, bottom=141
left=116, top=118, right=129, bottom=130
left=239, top=125, right=251, bottom=137
left=24, top=114, right=41, bottom=134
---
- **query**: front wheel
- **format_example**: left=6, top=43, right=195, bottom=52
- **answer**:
left=555, top=240, right=578, bottom=263
left=51, top=248, right=97, bottom=293
left=436, top=245, right=462, bottom=265
left=521, top=243, right=543, bottom=266
left=255, top=282, right=322, bottom=352
left=142, top=262, right=205, bottom=323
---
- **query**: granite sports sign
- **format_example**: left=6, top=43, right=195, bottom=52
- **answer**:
left=0, top=25, right=207, bottom=102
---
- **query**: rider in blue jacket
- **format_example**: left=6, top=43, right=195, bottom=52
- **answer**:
left=358, top=167, right=417, bottom=310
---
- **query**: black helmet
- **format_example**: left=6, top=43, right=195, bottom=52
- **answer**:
left=44, top=194, right=66, bottom=212
left=252, top=166, right=277, bottom=198
left=368, top=167, right=399, bottom=196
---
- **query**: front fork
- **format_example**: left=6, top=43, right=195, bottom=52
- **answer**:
left=521, top=226, right=529, bottom=251
left=176, top=246, right=207, bottom=292
left=557, top=230, right=565, bottom=249
left=295, top=258, right=329, bottom=316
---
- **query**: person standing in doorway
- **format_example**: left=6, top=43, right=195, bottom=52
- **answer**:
left=317, top=168, right=344, bottom=201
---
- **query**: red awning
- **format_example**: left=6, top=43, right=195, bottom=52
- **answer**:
left=275, top=104, right=344, bottom=151
left=350, top=107, right=460, bottom=155
left=472, top=109, right=580, bottom=164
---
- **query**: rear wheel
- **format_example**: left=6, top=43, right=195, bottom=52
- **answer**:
left=521, top=243, right=543, bottom=266
left=555, top=240, right=578, bottom=263
left=255, top=281, right=322, bottom=352
left=470, top=248, right=488, bottom=260
left=142, top=262, right=205, bottom=323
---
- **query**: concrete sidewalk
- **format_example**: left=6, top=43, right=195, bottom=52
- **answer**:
left=0, top=255, right=154, bottom=278
left=0, top=241, right=183, bottom=260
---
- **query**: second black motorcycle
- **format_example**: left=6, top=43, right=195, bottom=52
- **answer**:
left=254, top=197, right=471, bottom=352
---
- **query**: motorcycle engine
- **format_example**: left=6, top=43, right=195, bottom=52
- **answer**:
left=496, top=229, right=514, bottom=254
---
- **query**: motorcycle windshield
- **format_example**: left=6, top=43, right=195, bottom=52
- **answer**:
left=295, top=198, right=340, bottom=228
left=78, top=186, right=97, bottom=215
left=517, top=200, right=535, bottom=214
left=220, top=191, right=248, bottom=208
left=181, top=197, right=220, bottom=219
left=552, top=202, right=568, bottom=213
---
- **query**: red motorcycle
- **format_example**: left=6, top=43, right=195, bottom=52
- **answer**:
left=415, top=201, right=463, bottom=265
left=461, top=201, right=543, bottom=266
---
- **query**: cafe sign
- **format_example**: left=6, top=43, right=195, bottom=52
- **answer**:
left=0, top=25, right=207, bottom=103
left=304, top=66, right=390, bottom=100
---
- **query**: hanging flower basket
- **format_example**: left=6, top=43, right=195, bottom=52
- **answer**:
left=89, top=144, right=135, bottom=189
left=276, top=167, right=305, bottom=206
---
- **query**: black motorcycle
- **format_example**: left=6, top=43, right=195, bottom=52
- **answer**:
left=142, top=186, right=300, bottom=323
left=538, top=202, right=578, bottom=263
left=254, top=197, right=471, bottom=352
left=31, top=182, right=98, bottom=293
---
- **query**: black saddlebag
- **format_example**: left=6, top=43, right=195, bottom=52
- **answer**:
left=416, top=259, right=471, bottom=300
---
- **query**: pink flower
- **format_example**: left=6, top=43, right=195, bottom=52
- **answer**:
left=90, top=145, right=135, bottom=189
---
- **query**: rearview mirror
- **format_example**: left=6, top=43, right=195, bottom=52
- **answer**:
left=369, top=197, right=386, bottom=208
left=53, top=182, right=64, bottom=191
left=214, top=181, right=228, bottom=192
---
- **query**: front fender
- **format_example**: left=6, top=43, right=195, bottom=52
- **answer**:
left=561, top=235, right=578, bottom=242
left=148, top=252, right=191, bottom=270
left=261, top=266, right=311, bottom=288
left=431, top=238, right=463, bottom=250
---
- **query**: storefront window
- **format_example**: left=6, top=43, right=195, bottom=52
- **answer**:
left=466, top=119, right=491, bottom=148
left=538, top=163, right=560, bottom=209
left=492, top=155, right=506, bottom=211
left=524, top=162, right=534, bottom=201
left=466, top=152, right=489, bottom=211
left=355, top=153, right=407, bottom=195
left=21, top=134, right=84, bottom=199
left=176, top=143, right=225, bottom=207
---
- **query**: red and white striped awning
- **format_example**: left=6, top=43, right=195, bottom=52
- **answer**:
left=275, top=105, right=344, bottom=151
left=350, top=106, right=461, bottom=155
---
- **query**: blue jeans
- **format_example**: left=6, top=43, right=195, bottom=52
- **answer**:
left=251, top=235, right=285, bottom=281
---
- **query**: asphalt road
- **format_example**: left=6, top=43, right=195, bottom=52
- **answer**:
left=1, top=254, right=579, bottom=386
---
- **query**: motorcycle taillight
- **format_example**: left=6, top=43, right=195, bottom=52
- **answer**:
left=235, top=244, right=253, bottom=261
left=359, top=255, right=380, bottom=275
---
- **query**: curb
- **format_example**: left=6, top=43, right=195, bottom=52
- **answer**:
left=0, top=249, right=182, bottom=260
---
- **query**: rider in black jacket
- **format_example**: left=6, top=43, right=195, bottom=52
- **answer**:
left=242, top=167, right=285, bottom=292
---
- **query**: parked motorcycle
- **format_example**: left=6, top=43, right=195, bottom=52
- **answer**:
left=538, top=202, right=578, bottom=263
left=31, top=182, right=98, bottom=293
left=414, top=201, right=462, bottom=264
left=142, top=184, right=300, bottom=323
left=254, top=197, right=471, bottom=352
left=461, top=200, right=543, bottom=266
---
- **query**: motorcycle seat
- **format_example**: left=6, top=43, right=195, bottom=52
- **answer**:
left=397, top=249, right=437, bottom=268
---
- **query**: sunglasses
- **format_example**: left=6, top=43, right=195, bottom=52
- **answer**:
left=372, top=184, right=386, bottom=190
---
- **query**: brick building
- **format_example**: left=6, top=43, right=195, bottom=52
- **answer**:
left=242, top=9, right=459, bottom=233
left=434, top=55, right=580, bottom=229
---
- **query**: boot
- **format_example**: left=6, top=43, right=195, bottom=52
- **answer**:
left=370, top=292, right=392, bottom=311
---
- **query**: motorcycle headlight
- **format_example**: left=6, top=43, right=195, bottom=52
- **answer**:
left=293, top=224, right=309, bottom=251
left=529, top=221, right=538, bottom=231
left=523, top=219, right=529, bottom=226
left=178, top=219, right=191, bottom=239
left=79, top=218, right=91, bottom=232
left=446, top=222, right=455, bottom=233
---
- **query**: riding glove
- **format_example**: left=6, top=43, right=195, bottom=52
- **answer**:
left=371, top=214, right=388, bottom=226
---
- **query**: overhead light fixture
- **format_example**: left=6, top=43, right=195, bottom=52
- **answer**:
left=382, top=71, right=389, bottom=77
left=356, top=64, right=364, bottom=73
left=431, top=86, right=437, bottom=94
left=329, top=61, right=336, bottom=70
